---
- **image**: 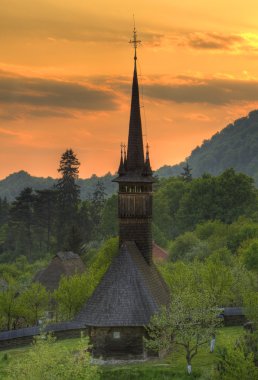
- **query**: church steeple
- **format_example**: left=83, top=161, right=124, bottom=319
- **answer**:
left=113, top=27, right=154, bottom=264
left=127, top=28, right=144, bottom=172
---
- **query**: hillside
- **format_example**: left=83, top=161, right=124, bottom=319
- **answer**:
left=2, top=109, right=258, bottom=201
left=158, top=109, right=258, bottom=185
left=0, top=170, right=117, bottom=201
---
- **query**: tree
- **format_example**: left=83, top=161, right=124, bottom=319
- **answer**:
left=214, top=344, right=258, bottom=380
left=175, top=169, right=257, bottom=234
left=54, top=273, right=91, bottom=320
left=5, top=333, right=99, bottom=380
left=55, top=238, right=119, bottom=321
left=55, top=149, right=80, bottom=248
left=64, top=225, right=83, bottom=253
left=9, top=188, right=36, bottom=259
left=168, top=231, right=210, bottom=262
left=238, top=238, right=258, bottom=272
left=181, top=162, right=192, bottom=182
left=146, top=289, right=220, bottom=374
left=34, top=189, right=58, bottom=253
left=100, top=194, right=118, bottom=239
left=91, top=180, right=106, bottom=238
left=19, top=283, right=49, bottom=326
left=201, top=256, right=233, bottom=306
left=0, top=198, right=9, bottom=226
left=0, top=277, right=20, bottom=330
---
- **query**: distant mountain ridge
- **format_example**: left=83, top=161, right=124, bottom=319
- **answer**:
left=2, top=109, right=258, bottom=201
left=0, top=170, right=117, bottom=201
left=155, top=109, right=258, bottom=185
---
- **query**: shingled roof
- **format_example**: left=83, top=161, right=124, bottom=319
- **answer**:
left=34, top=251, right=85, bottom=291
left=75, top=241, right=170, bottom=327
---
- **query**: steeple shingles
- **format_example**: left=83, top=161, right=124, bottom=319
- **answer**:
left=126, top=62, right=145, bottom=172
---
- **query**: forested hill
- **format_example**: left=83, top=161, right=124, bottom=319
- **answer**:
left=2, top=109, right=258, bottom=200
left=0, top=170, right=117, bottom=201
left=158, top=109, right=258, bottom=184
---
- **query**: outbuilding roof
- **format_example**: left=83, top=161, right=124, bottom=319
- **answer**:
left=34, top=251, right=85, bottom=291
left=223, top=307, right=244, bottom=316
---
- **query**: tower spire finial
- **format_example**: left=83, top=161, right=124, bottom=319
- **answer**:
left=129, top=17, right=141, bottom=62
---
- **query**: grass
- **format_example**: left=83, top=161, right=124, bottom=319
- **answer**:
left=100, top=327, right=242, bottom=379
left=0, top=327, right=242, bottom=379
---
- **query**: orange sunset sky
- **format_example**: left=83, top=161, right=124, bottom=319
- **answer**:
left=2, top=0, right=258, bottom=179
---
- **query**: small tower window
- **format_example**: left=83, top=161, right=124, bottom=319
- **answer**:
left=113, top=331, right=121, bottom=339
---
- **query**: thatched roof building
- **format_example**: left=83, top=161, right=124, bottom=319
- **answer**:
left=34, top=251, right=85, bottom=291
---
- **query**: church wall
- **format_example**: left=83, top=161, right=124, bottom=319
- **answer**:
left=90, top=326, right=147, bottom=359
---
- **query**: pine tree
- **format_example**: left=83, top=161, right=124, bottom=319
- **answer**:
left=55, top=149, right=81, bottom=249
left=181, top=162, right=192, bottom=182
left=64, top=225, right=83, bottom=254
left=34, top=189, right=58, bottom=252
left=91, top=181, right=106, bottom=238
left=10, top=188, right=36, bottom=259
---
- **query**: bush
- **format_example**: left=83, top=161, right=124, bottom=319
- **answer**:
left=4, top=334, right=99, bottom=380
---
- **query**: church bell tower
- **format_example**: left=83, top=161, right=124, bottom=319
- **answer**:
left=113, top=28, right=155, bottom=264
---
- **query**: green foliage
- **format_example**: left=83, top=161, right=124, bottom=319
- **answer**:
left=152, top=223, right=169, bottom=248
left=4, top=334, right=99, bottom=380
left=54, top=238, right=118, bottom=320
left=54, top=273, right=92, bottom=320
left=87, top=237, right=118, bottom=284
left=153, top=177, right=188, bottom=239
left=56, top=149, right=81, bottom=250
left=227, top=217, right=258, bottom=253
left=175, top=169, right=257, bottom=233
left=153, top=170, right=257, bottom=241
left=18, top=283, right=49, bottom=325
left=214, top=343, right=258, bottom=380
left=159, top=255, right=256, bottom=309
left=238, top=238, right=258, bottom=271
left=0, top=277, right=20, bottom=330
left=243, top=291, right=258, bottom=328
left=0, top=327, right=243, bottom=380
left=169, top=232, right=210, bottom=262
left=100, top=194, right=118, bottom=238
left=146, top=287, right=221, bottom=371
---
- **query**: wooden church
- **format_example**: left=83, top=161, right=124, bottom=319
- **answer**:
left=75, top=29, right=170, bottom=360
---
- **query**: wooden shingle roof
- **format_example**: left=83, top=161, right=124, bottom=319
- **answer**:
left=75, top=241, right=170, bottom=327
left=34, top=251, right=85, bottom=291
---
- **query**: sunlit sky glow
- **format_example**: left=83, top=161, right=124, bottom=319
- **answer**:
left=1, top=0, right=258, bottom=178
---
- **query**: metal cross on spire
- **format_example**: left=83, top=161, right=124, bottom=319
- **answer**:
left=129, top=20, right=141, bottom=61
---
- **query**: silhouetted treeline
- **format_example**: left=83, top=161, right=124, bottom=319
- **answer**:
left=0, top=149, right=115, bottom=263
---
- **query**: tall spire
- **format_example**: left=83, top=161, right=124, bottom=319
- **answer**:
left=143, top=143, right=153, bottom=176
left=118, top=143, right=125, bottom=175
left=127, top=27, right=144, bottom=172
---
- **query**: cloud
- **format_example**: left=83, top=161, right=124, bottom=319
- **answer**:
left=27, top=109, right=76, bottom=119
left=143, top=78, right=258, bottom=105
left=180, top=32, right=244, bottom=51
left=0, top=72, right=118, bottom=119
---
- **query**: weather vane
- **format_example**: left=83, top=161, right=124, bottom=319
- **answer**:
left=129, top=16, right=141, bottom=61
